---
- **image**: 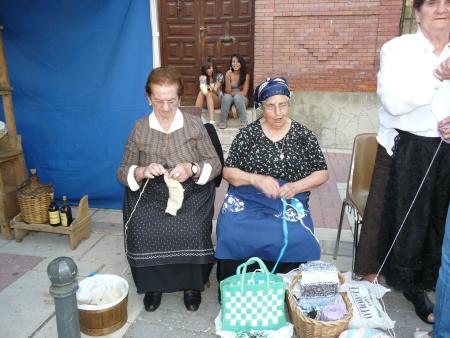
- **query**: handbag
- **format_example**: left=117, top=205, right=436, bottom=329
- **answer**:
left=220, top=257, right=287, bottom=332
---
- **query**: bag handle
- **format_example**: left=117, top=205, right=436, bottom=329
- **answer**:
left=236, top=257, right=270, bottom=292
left=288, top=272, right=302, bottom=293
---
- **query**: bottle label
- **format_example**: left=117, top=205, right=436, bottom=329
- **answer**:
left=61, top=214, right=68, bottom=227
left=49, top=211, right=60, bottom=225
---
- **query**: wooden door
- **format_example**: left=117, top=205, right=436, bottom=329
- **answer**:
left=158, top=0, right=254, bottom=105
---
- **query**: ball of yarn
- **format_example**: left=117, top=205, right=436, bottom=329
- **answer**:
left=320, top=303, right=347, bottom=321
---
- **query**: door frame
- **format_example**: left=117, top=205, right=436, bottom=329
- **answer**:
left=150, top=0, right=161, bottom=68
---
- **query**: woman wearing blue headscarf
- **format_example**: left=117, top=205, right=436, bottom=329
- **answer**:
left=215, top=77, right=329, bottom=285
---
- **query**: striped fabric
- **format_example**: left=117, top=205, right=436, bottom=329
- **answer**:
left=118, top=112, right=221, bottom=186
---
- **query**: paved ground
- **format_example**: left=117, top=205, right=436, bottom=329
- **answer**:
left=0, top=149, right=433, bottom=338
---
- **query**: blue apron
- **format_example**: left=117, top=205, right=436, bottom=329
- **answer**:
left=215, top=183, right=321, bottom=262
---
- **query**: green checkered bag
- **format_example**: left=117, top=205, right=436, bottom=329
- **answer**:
left=220, top=257, right=287, bottom=332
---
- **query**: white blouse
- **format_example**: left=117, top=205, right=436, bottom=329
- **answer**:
left=377, top=29, right=450, bottom=155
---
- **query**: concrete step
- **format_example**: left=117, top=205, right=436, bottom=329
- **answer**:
left=201, top=108, right=255, bottom=158
left=201, top=108, right=255, bottom=130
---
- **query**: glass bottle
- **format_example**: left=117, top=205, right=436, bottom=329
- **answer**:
left=48, top=192, right=61, bottom=226
left=29, top=168, right=39, bottom=187
left=60, top=195, right=73, bottom=227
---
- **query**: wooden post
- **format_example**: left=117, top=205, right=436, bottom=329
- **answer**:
left=0, top=26, right=17, bottom=138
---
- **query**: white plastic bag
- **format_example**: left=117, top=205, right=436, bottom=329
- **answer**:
left=77, top=274, right=128, bottom=311
left=341, top=273, right=395, bottom=330
left=339, top=328, right=391, bottom=338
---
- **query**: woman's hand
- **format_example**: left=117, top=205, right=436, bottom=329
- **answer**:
left=136, top=163, right=166, bottom=181
left=279, top=170, right=328, bottom=199
left=251, top=174, right=280, bottom=199
left=169, top=163, right=192, bottom=182
left=434, top=57, right=450, bottom=81
left=279, top=182, right=300, bottom=200
left=439, top=116, right=450, bottom=140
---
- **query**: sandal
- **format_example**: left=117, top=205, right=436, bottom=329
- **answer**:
left=239, top=121, right=248, bottom=129
left=403, top=290, right=435, bottom=324
left=218, top=122, right=226, bottom=129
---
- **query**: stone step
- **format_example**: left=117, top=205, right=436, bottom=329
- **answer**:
left=201, top=108, right=255, bottom=156
left=201, top=108, right=255, bottom=130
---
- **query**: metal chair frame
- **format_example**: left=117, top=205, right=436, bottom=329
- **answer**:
left=333, top=133, right=377, bottom=273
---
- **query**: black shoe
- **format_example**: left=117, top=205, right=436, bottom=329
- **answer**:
left=184, top=290, right=201, bottom=311
left=144, top=292, right=162, bottom=312
left=403, top=290, right=434, bottom=324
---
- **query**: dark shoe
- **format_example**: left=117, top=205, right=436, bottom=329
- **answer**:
left=184, top=290, right=201, bottom=311
left=144, top=292, right=162, bottom=312
left=403, top=290, right=434, bottom=324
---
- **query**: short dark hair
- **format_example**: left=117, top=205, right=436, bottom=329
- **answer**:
left=145, top=66, right=184, bottom=97
left=413, top=0, right=425, bottom=10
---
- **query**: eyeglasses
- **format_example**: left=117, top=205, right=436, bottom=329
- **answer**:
left=262, top=101, right=290, bottom=113
left=151, top=97, right=179, bottom=107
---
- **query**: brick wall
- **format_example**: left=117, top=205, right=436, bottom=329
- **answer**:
left=254, top=0, right=403, bottom=92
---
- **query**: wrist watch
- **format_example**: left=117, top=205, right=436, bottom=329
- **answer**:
left=191, top=162, right=199, bottom=176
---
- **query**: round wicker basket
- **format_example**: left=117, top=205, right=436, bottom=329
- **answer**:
left=17, top=169, right=53, bottom=224
left=287, top=272, right=353, bottom=338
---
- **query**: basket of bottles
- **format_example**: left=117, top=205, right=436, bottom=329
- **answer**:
left=17, top=169, right=54, bottom=224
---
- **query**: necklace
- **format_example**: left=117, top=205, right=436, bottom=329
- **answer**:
left=261, top=120, right=290, bottom=161
left=275, top=136, right=287, bottom=160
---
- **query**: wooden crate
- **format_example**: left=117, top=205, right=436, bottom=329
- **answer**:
left=10, top=195, right=91, bottom=250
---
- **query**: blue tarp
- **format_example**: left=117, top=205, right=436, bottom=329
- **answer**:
left=0, top=0, right=153, bottom=208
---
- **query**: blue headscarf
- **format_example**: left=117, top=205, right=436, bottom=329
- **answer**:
left=254, top=77, right=290, bottom=108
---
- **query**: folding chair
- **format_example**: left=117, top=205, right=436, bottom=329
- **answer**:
left=333, top=133, right=378, bottom=272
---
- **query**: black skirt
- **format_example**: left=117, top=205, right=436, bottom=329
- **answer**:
left=131, top=263, right=213, bottom=293
left=379, top=131, right=450, bottom=290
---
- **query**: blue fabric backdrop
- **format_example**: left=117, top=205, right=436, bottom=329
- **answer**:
left=0, top=1, right=153, bottom=208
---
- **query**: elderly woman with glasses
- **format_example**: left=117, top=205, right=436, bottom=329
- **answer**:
left=215, top=77, right=329, bottom=285
left=118, top=67, right=221, bottom=313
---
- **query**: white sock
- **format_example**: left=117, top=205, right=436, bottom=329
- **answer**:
left=163, top=173, right=184, bottom=216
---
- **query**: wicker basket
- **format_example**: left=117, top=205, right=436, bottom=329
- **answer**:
left=17, top=170, right=53, bottom=224
left=287, top=272, right=353, bottom=338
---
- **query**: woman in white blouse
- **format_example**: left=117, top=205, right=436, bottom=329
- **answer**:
left=355, top=0, right=450, bottom=326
